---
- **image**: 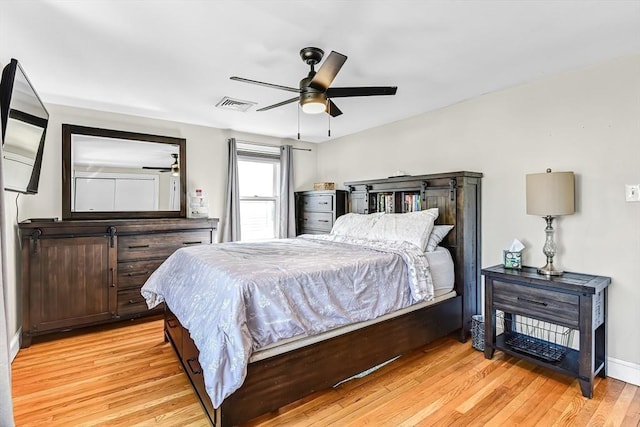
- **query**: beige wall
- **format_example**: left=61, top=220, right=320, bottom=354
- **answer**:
left=3, top=105, right=316, bottom=351
left=316, top=55, right=640, bottom=368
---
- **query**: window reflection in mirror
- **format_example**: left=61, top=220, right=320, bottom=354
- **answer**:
left=62, top=124, right=186, bottom=220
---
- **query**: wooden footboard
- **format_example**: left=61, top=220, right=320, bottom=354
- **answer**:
left=165, top=294, right=462, bottom=426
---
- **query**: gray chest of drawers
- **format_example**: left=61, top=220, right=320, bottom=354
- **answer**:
left=295, top=190, right=347, bottom=235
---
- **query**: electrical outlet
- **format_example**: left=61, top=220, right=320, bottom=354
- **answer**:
left=625, top=184, right=640, bottom=202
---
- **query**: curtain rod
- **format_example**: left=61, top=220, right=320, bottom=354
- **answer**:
left=234, top=139, right=312, bottom=152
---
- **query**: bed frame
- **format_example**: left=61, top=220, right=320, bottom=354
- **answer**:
left=164, top=171, right=482, bottom=426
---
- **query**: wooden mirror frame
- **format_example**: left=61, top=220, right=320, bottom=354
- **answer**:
left=62, top=124, right=187, bottom=220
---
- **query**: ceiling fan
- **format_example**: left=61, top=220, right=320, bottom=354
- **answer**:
left=142, top=153, right=179, bottom=176
left=230, top=47, right=397, bottom=117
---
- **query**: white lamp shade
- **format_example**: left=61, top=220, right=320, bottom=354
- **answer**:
left=526, top=171, right=575, bottom=216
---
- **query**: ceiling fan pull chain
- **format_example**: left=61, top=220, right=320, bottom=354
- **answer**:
left=327, top=99, right=331, bottom=137
left=297, top=104, right=301, bottom=140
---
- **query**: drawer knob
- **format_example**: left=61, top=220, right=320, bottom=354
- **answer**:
left=186, top=357, right=202, bottom=375
left=517, top=296, right=548, bottom=307
left=126, top=271, right=149, bottom=277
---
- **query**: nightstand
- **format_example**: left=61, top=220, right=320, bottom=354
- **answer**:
left=482, top=265, right=611, bottom=398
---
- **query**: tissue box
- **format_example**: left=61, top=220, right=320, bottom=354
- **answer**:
left=313, top=182, right=335, bottom=190
left=503, top=250, right=522, bottom=269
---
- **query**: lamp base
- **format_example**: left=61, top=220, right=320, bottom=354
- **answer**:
left=537, top=263, right=564, bottom=276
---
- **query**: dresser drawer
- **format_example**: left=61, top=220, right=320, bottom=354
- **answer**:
left=300, top=212, right=333, bottom=232
left=117, top=258, right=165, bottom=290
left=118, top=230, right=211, bottom=261
left=301, top=194, right=334, bottom=212
left=117, top=288, right=156, bottom=317
left=493, top=281, right=579, bottom=328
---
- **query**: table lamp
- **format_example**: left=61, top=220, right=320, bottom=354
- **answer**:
left=526, top=169, right=575, bottom=276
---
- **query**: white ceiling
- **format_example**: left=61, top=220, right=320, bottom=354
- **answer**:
left=2, top=1, right=639, bottom=143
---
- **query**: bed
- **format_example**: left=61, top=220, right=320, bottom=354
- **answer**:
left=143, top=171, right=481, bottom=426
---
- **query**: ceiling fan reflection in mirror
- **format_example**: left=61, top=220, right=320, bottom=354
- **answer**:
left=142, top=153, right=179, bottom=176
left=230, top=47, right=397, bottom=118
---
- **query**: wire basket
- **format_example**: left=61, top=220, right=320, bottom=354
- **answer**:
left=471, top=314, right=484, bottom=351
left=498, top=312, right=571, bottom=362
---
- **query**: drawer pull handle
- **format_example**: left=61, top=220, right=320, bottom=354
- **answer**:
left=128, top=299, right=136, bottom=304
left=187, top=357, right=202, bottom=375
left=182, top=241, right=202, bottom=246
left=126, top=271, right=149, bottom=277
left=517, top=297, right=548, bottom=307
left=128, top=244, right=150, bottom=249
left=319, top=202, right=329, bottom=205
left=110, top=268, right=115, bottom=287
left=318, top=220, right=330, bottom=223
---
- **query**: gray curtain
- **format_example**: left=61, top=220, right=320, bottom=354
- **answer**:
left=222, top=138, right=241, bottom=242
left=0, top=118, right=15, bottom=425
left=279, top=145, right=296, bottom=238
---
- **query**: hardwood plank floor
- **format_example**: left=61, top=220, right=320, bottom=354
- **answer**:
left=11, top=318, right=640, bottom=426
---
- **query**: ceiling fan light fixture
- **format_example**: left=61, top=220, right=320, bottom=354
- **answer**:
left=300, top=92, right=327, bottom=114
left=171, top=154, right=179, bottom=176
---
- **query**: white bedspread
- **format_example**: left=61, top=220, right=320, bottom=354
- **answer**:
left=141, top=235, right=433, bottom=407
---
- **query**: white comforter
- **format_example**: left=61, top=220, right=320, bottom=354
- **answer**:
left=141, top=234, right=433, bottom=407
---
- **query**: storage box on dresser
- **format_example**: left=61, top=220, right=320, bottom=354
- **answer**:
left=19, top=217, right=218, bottom=347
left=295, top=189, right=347, bottom=235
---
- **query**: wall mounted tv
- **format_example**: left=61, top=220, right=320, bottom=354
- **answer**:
left=0, top=58, right=49, bottom=194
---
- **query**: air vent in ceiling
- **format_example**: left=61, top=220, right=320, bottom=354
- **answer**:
left=215, top=96, right=256, bottom=112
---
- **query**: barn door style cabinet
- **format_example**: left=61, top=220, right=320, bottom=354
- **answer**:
left=19, top=218, right=218, bottom=347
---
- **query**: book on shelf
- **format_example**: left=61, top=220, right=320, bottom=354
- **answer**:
left=373, top=192, right=421, bottom=213
left=402, top=193, right=421, bottom=212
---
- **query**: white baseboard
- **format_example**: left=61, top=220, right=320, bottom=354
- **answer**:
left=9, top=327, right=20, bottom=362
left=608, top=356, right=640, bottom=387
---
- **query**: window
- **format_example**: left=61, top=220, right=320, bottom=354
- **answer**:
left=237, top=143, right=281, bottom=241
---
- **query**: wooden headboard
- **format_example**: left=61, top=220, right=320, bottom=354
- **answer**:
left=344, top=171, right=482, bottom=336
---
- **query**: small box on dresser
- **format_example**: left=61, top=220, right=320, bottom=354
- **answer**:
left=295, top=189, right=347, bottom=235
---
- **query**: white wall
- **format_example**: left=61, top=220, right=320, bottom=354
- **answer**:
left=316, top=55, right=640, bottom=369
left=3, top=104, right=316, bottom=353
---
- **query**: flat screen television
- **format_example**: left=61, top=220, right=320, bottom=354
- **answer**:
left=0, top=58, right=49, bottom=194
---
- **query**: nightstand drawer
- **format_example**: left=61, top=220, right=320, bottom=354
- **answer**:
left=300, top=212, right=333, bottom=232
left=493, top=281, right=579, bottom=328
left=301, top=194, right=334, bottom=212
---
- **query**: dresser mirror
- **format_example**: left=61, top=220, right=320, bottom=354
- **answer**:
left=62, top=124, right=186, bottom=219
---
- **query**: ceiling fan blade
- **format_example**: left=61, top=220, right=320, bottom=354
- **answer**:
left=309, top=51, right=347, bottom=90
left=327, top=100, right=343, bottom=117
left=230, top=76, right=300, bottom=93
left=142, top=167, right=171, bottom=172
left=326, top=86, right=398, bottom=98
left=256, top=96, right=299, bottom=112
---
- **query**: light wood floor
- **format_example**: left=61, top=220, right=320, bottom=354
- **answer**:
left=11, top=318, right=640, bottom=426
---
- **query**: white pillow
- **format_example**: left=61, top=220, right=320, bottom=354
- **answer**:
left=331, top=212, right=384, bottom=238
left=367, top=208, right=439, bottom=251
left=426, top=225, right=454, bottom=252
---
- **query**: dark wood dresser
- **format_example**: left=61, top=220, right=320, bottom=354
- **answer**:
left=295, top=189, right=347, bottom=235
left=18, top=217, right=218, bottom=347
